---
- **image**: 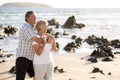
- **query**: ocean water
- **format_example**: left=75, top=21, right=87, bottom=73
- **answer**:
left=0, top=7, right=120, bottom=54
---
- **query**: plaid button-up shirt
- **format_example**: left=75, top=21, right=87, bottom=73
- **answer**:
left=16, top=22, right=36, bottom=60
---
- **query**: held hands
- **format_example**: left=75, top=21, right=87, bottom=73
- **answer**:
left=46, top=35, right=54, bottom=43
left=39, top=37, right=46, bottom=47
left=39, top=35, right=54, bottom=46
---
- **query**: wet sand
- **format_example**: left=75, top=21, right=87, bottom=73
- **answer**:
left=0, top=53, right=120, bottom=80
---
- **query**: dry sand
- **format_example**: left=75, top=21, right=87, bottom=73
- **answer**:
left=0, top=53, right=120, bottom=80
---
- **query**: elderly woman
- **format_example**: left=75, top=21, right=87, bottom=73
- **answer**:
left=32, top=20, right=56, bottom=80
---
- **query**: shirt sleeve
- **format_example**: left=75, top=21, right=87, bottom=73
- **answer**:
left=32, top=35, right=40, bottom=45
left=24, top=27, right=36, bottom=40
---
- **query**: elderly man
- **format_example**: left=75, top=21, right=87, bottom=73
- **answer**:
left=16, top=11, right=41, bottom=80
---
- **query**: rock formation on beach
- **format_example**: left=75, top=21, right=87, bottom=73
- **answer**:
left=63, top=16, right=85, bottom=28
left=1, top=2, right=51, bottom=8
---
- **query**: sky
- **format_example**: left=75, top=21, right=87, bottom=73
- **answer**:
left=0, top=0, right=120, bottom=8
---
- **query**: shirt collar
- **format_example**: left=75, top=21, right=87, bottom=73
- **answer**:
left=25, top=22, right=34, bottom=28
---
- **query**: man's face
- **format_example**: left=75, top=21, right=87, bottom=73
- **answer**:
left=27, top=12, right=36, bottom=25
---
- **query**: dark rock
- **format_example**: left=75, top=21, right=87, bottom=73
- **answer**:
left=0, top=54, right=4, bottom=58
left=102, top=57, right=113, bottom=62
left=47, top=28, right=54, bottom=34
left=92, top=67, right=105, bottom=75
left=54, top=66, right=58, bottom=72
left=9, top=66, right=16, bottom=74
left=92, top=67, right=100, bottom=73
left=48, top=19, right=58, bottom=26
left=4, top=25, right=18, bottom=36
left=108, top=72, right=111, bottom=75
left=63, top=31, right=69, bottom=35
left=90, top=77, right=96, bottom=79
left=76, top=23, right=85, bottom=28
left=87, top=57, right=94, bottom=61
left=58, top=68, right=65, bottom=73
left=114, top=52, right=120, bottom=54
left=63, top=16, right=76, bottom=28
left=87, top=57, right=97, bottom=63
left=2, top=60, right=5, bottom=62
left=71, top=35, right=77, bottom=40
left=5, top=54, right=14, bottom=58
left=64, top=42, right=77, bottom=52
left=54, top=66, right=65, bottom=73
left=90, top=50, right=98, bottom=57
left=91, top=58, right=97, bottom=63
left=99, top=70, right=105, bottom=75
left=56, top=42, right=59, bottom=50
left=54, top=32, right=60, bottom=38
left=75, top=37, right=82, bottom=45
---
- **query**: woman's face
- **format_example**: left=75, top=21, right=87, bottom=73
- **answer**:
left=40, top=25, right=47, bottom=33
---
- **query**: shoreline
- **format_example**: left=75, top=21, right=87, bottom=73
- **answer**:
left=0, top=53, right=120, bottom=80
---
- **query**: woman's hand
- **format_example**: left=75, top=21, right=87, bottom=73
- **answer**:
left=47, top=35, right=54, bottom=43
left=40, top=37, right=46, bottom=46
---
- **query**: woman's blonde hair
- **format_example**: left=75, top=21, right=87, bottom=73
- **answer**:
left=36, top=20, right=48, bottom=32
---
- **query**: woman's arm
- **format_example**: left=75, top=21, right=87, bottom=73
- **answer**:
left=33, top=38, right=46, bottom=56
left=51, top=36, right=57, bottom=51
left=45, top=34, right=57, bottom=51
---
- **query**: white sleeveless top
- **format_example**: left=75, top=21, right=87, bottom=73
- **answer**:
left=32, top=35, right=54, bottom=64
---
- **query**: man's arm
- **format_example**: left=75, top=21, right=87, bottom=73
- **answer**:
left=32, top=36, right=42, bottom=44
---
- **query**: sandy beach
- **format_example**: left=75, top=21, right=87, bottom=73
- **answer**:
left=0, top=53, right=120, bottom=80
